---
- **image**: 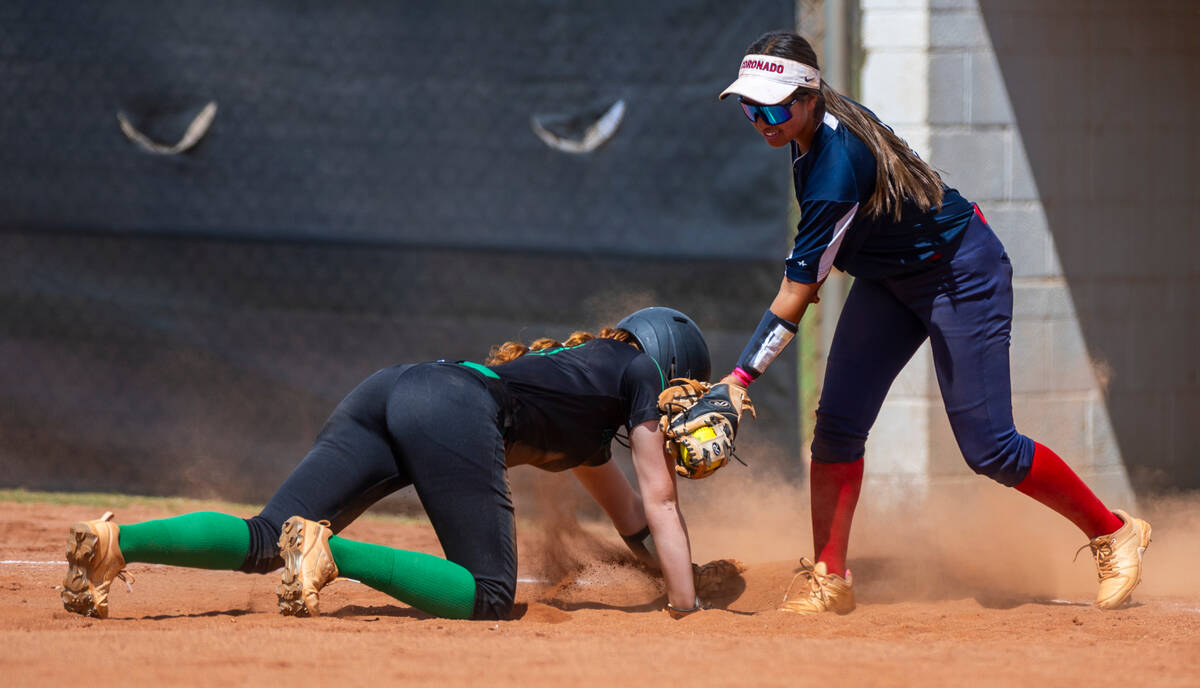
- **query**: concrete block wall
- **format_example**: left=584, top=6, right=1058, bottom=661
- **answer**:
left=856, top=0, right=937, bottom=491
left=856, top=0, right=1134, bottom=503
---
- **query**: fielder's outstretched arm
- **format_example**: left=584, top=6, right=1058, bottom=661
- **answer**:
left=721, top=276, right=822, bottom=387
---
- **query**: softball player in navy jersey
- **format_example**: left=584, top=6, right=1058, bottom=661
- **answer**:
left=708, top=31, right=1151, bottom=613
left=60, top=308, right=715, bottom=620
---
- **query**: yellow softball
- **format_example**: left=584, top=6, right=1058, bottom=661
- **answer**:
left=680, top=425, right=718, bottom=460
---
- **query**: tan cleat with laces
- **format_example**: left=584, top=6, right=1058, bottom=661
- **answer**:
left=1083, top=509, right=1151, bottom=610
left=779, top=558, right=855, bottom=615
left=277, top=516, right=339, bottom=617
left=61, top=511, right=133, bottom=618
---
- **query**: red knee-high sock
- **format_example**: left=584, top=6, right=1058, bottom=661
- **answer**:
left=810, top=457, right=864, bottom=577
left=1014, top=442, right=1123, bottom=538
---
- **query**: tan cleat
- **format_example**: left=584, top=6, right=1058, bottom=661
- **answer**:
left=779, top=558, right=855, bottom=615
left=1083, top=509, right=1152, bottom=610
left=61, top=511, right=132, bottom=618
left=277, top=516, right=339, bottom=617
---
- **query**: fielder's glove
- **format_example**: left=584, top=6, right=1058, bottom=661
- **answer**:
left=665, top=559, right=747, bottom=618
left=657, top=379, right=755, bottom=479
left=693, top=558, right=747, bottom=598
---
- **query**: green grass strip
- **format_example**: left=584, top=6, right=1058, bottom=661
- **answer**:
left=0, top=488, right=425, bottom=525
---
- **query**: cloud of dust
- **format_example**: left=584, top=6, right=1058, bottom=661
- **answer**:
left=1134, top=494, right=1200, bottom=598
left=699, top=465, right=1200, bottom=604
left=854, top=483, right=1200, bottom=603
left=1090, top=357, right=1113, bottom=399
left=679, top=454, right=812, bottom=566
left=851, top=482, right=1094, bottom=603
left=579, top=289, right=658, bottom=331
left=514, top=437, right=1199, bottom=606
left=515, top=470, right=639, bottom=585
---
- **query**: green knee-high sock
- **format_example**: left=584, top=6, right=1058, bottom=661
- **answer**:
left=118, top=512, right=250, bottom=570
left=328, top=536, right=476, bottom=619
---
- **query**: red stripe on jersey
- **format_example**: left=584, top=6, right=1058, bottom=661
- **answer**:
left=973, top=203, right=988, bottom=224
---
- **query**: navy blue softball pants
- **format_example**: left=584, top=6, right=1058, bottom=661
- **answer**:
left=812, top=210, right=1035, bottom=486
left=238, top=363, right=517, bottom=620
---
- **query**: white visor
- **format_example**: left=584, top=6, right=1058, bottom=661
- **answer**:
left=718, top=54, right=821, bottom=104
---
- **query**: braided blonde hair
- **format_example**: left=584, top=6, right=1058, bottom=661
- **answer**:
left=485, top=328, right=638, bottom=365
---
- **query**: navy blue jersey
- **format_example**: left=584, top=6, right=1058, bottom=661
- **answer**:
left=487, top=338, right=664, bottom=472
left=786, top=112, right=976, bottom=283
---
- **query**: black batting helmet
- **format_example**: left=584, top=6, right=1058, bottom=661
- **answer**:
left=616, top=307, right=711, bottom=383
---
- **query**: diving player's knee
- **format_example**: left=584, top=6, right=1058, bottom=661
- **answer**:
left=470, top=577, right=516, bottom=620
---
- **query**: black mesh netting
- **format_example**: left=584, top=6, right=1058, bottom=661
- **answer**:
left=1, top=2, right=799, bottom=503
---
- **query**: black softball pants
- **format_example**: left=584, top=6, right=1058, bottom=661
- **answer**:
left=238, top=362, right=517, bottom=620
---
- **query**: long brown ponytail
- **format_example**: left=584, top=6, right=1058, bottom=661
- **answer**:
left=485, top=327, right=638, bottom=366
left=747, top=31, right=944, bottom=221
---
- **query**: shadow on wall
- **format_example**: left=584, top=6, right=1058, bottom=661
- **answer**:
left=980, top=0, right=1200, bottom=492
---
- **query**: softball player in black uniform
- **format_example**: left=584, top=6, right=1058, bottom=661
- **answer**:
left=60, top=308, right=712, bottom=621
left=705, top=31, right=1150, bottom=613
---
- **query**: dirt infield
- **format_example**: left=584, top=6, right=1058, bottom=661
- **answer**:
left=3, top=486, right=1200, bottom=687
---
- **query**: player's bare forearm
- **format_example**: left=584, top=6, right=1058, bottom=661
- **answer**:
left=643, top=498, right=696, bottom=607
left=629, top=421, right=696, bottom=607
left=572, top=459, right=646, bottom=537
